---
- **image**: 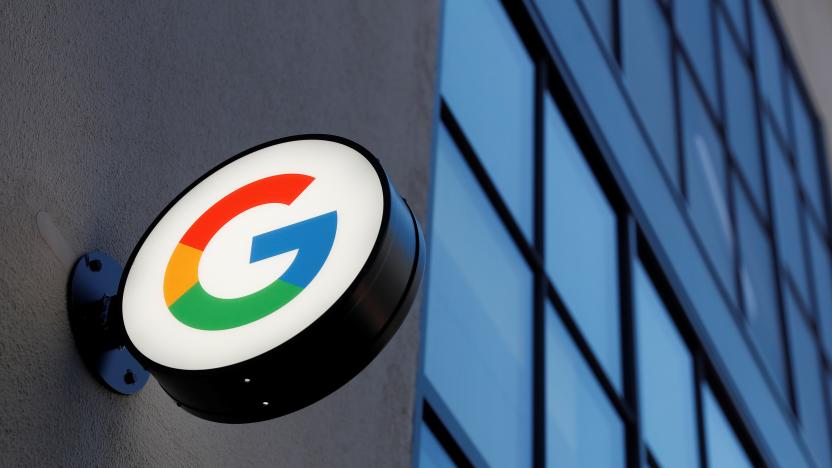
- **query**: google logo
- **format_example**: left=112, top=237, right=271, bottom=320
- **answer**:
left=163, top=174, right=336, bottom=331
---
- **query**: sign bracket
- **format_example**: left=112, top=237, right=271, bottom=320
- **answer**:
left=67, top=251, right=149, bottom=395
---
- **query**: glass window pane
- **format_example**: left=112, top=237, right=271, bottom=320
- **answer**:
left=766, top=117, right=810, bottom=302
left=623, top=0, right=677, bottom=183
left=675, top=0, right=717, bottom=107
left=546, top=303, right=625, bottom=468
left=703, top=385, right=754, bottom=468
left=723, top=0, right=748, bottom=48
left=785, top=289, right=832, bottom=468
left=440, top=0, right=534, bottom=237
left=581, top=0, right=614, bottom=53
left=424, top=126, right=533, bottom=468
left=808, top=222, right=832, bottom=356
left=635, top=261, right=699, bottom=468
left=419, top=423, right=456, bottom=468
left=720, top=14, right=765, bottom=209
left=751, top=0, right=786, bottom=131
left=545, top=96, right=620, bottom=389
left=680, top=62, right=735, bottom=302
left=736, top=184, right=789, bottom=399
left=789, top=74, right=825, bottom=220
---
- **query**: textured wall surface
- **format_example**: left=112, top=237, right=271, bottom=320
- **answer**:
left=772, top=0, right=832, bottom=168
left=0, top=1, right=439, bottom=466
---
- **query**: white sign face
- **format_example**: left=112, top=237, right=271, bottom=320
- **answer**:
left=121, top=139, right=385, bottom=370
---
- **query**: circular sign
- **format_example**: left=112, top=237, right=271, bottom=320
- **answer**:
left=117, top=135, right=424, bottom=423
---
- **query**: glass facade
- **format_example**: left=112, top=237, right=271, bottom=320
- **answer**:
left=416, top=0, right=832, bottom=467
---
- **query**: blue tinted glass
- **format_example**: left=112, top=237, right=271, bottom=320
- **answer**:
left=736, top=185, right=789, bottom=399
left=635, top=261, right=699, bottom=468
left=723, top=0, right=748, bottom=48
left=808, top=223, right=832, bottom=356
left=623, top=0, right=677, bottom=183
left=419, top=423, right=456, bottom=468
left=675, top=0, right=717, bottom=107
left=766, top=118, right=810, bottom=302
left=546, top=303, right=624, bottom=468
left=580, top=0, right=614, bottom=52
left=751, top=0, right=786, bottom=131
left=544, top=97, right=620, bottom=389
left=425, top=126, right=533, bottom=468
left=440, top=0, right=534, bottom=237
left=786, top=289, right=832, bottom=468
left=789, top=75, right=825, bottom=220
left=680, top=62, right=735, bottom=302
left=720, top=14, right=765, bottom=208
left=703, top=385, right=754, bottom=468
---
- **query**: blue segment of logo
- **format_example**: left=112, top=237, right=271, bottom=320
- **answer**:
left=249, top=211, right=338, bottom=288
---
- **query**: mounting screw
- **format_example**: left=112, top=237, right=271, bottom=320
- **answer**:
left=89, top=259, right=102, bottom=272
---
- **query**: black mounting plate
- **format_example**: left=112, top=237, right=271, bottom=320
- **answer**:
left=68, top=251, right=148, bottom=395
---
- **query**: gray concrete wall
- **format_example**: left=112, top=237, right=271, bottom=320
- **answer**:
left=771, top=0, right=832, bottom=168
left=0, top=1, right=439, bottom=466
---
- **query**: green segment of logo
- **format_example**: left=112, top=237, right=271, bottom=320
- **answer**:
left=170, top=279, right=303, bottom=331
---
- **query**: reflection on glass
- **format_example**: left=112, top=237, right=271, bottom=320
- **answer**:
left=703, top=385, right=753, bottom=468
left=735, top=185, right=789, bottom=400
left=675, top=0, right=716, bottom=106
left=424, top=126, right=532, bottom=468
left=720, top=14, right=764, bottom=209
left=623, top=0, right=677, bottom=183
left=545, top=96, right=620, bottom=390
left=765, top=117, right=809, bottom=302
left=785, top=288, right=832, bottom=468
left=419, top=422, right=456, bottom=468
left=440, top=0, right=534, bottom=237
left=546, top=303, right=624, bottom=468
left=635, top=261, right=698, bottom=468
left=680, top=62, right=734, bottom=302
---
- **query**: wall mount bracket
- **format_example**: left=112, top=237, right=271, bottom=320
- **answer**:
left=67, top=251, right=148, bottom=395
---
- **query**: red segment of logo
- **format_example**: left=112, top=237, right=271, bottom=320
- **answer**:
left=179, top=174, right=314, bottom=250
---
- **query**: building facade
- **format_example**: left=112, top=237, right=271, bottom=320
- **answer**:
left=3, top=0, right=832, bottom=467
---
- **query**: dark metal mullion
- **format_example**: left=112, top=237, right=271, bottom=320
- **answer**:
left=782, top=55, right=796, bottom=158
left=715, top=2, right=770, bottom=230
left=671, top=31, right=686, bottom=199
left=674, top=39, right=722, bottom=144
left=667, top=1, right=724, bottom=140
left=439, top=101, right=539, bottom=274
left=421, top=395, right=478, bottom=468
left=745, top=0, right=800, bottom=416
left=656, top=0, right=686, bottom=196
left=701, top=360, right=773, bottom=467
left=710, top=0, right=723, bottom=121
left=765, top=102, right=819, bottom=327
left=713, top=0, right=748, bottom=331
left=544, top=280, right=636, bottom=426
left=695, top=352, right=709, bottom=468
left=717, top=0, right=753, bottom=66
left=532, top=59, right=547, bottom=468
left=620, top=215, right=643, bottom=468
